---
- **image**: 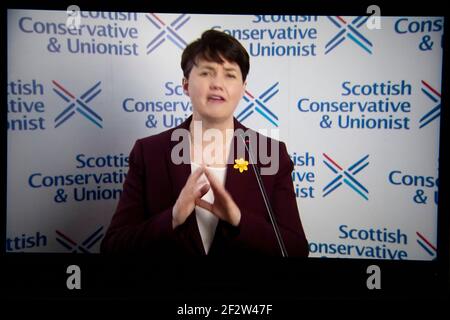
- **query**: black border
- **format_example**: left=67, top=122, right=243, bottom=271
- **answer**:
left=2, top=0, right=449, bottom=308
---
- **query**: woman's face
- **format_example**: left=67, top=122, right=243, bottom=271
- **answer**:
left=183, top=57, right=246, bottom=124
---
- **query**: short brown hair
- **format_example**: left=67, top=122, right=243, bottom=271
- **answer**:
left=181, top=29, right=250, bottom=81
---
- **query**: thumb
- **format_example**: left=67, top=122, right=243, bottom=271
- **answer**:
left=195, top=183, right=210, bottom=199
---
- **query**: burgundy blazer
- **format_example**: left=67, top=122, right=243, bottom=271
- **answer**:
left=101, top=116, right=309, bottom=257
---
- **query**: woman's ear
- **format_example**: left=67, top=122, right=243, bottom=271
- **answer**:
left=182, top=77, right=189, bottom=96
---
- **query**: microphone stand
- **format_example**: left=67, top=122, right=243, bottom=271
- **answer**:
left=239, top=133, right=288, bottom=257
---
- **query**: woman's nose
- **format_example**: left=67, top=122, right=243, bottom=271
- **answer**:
left=210, top=75, right=224, bottom=89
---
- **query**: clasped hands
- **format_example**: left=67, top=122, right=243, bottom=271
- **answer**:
left=172, top=166, right=241, bottom=229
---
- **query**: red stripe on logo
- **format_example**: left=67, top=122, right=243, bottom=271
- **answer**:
left=323, top=153, right=343, bottom=171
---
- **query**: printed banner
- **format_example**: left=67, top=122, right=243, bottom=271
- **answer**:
left=6, top=10, right=443, bottom=260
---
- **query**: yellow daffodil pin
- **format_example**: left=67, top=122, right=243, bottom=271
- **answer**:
left=233, top=158, right=249, bottom=173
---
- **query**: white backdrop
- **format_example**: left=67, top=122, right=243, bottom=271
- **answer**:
left=7, top=10, right=443, bottom=260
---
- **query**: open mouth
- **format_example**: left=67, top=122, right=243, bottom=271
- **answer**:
left=207, top=94, right=226, bottom=102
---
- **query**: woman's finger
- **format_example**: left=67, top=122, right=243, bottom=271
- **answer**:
left=195, top=198, right=214, bottom=213
left=187, top=166, right=205, bottom=186
left=203, top=167, right=226, bottom=197
left=194, top=183, right=210, bottom=198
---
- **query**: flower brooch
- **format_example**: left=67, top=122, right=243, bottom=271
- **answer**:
left=233, top=158, right=249, bottom=173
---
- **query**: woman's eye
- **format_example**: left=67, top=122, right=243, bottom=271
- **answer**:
left=227, top=74, right=236, bottom=78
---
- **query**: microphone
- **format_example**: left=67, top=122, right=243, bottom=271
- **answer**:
left=239, top=133, right=288, bottom=257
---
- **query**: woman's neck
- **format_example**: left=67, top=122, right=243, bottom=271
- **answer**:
left=190, top=113, right=234, bottom=132
left=189, top=114, right=234, bottom=167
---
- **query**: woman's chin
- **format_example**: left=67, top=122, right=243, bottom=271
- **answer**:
left=198, top=112, right=232, bottom=123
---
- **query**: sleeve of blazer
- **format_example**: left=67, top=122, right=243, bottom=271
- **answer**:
left=220, top=142, right=309, bottom=257
left=100, top=139, right=178, bottom=254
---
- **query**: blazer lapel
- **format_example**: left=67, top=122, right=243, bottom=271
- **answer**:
left=224, top=121, right=256, bottom=212
left=212, top=118, right=261, bottom=246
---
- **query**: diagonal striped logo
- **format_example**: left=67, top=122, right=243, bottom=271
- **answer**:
left=416, top=231, right=436, bottom=258
left=52, top=81, right=102, bottom=128
left=325, top=16, right=373, bottom=54
left=55, top=226, right=104, bottom=253
left=236, top=82, right=279, bottom=127
left=419, top=80, right=441, bottom=128
left=145, top=13, right=190, bottom=54
left=322, top=153, right=369, bottom=200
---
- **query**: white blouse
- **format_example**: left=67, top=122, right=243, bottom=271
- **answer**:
left=190, top=161, right=227, bottom=254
